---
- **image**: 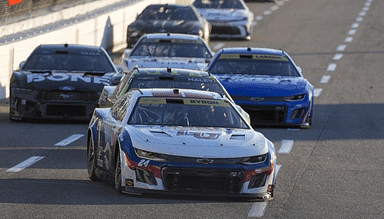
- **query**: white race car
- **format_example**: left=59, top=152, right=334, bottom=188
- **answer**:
left=120, top=33, right=214, bottom=72
left=193, top=0, right=254, bottom=40
left=88, top=88, right=277, bottom=200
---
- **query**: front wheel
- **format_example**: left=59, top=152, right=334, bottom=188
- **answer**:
left=87, top=135, right=99, bottom=181
left=115, top=150, right=122, bottom=193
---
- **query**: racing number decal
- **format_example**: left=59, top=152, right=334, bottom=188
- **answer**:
left=138, top=159, right=150, bottom=167
left=177, top=131, right=220, bottom=139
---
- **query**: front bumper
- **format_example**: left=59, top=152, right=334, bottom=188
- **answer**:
left=237, top=100, right=313, bottom=127
left=120, top=150, right=275, bottom=200
left=209, top=20, right=252, bottom=39
left=10, top=88, right=99, bottom=121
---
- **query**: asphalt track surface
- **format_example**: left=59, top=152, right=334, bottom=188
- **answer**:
left=1, top=0, right=384, bottom=218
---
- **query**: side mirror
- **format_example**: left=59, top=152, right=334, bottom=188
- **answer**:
left=297, top=66, right=302, bottom=73
left=19, top=61, right=26, bottom=69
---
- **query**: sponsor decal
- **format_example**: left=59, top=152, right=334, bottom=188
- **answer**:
left=60, top=86, right=75, bottom=91
left=219, top=54, right=289, bottom=61
left=125, top=179, right=134, bottom=187
left=27, top=73, right=109, bottom=85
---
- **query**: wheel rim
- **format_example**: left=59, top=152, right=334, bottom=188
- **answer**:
left=87, top=140, right=95, bottom=174
left=115, top=153, right=122, bottom=191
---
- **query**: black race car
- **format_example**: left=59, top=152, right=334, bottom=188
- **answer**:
left=126, top=4, right=211, bottom=48
left=9, top=44, right=122, bottom=121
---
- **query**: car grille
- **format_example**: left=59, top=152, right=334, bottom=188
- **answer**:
left=242, top=105, right=287, bottom=124
left=162, top=167, right=244, bottom=194
left=46, top=105, right=86, bottom=117
left=211, top=26, right=241, bottom=35
left=36, top=91, right=98, bottom=102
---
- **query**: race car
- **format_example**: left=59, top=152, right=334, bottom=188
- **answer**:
left=9, top=44, right=121, bottom=121
left=120, top=33, right=214, bottom=73
left=192, top=0, right=254, bottom=40
left=88, top=88, right=276, bottom=200
left=206, top=47, right=314, bottom=128
left=126, top=4, right=211, bottom=48
left=98, top=67, right=250, bottom=123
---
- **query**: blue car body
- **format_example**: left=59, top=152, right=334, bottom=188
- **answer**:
left=206, top=47, right=314, bottom=128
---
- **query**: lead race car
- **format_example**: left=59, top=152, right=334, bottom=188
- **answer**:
left=192, top=0, right=254, bottom=40
left=88, top=88, right=276, bottom=200
left=9, top=44, right=121, bottom=121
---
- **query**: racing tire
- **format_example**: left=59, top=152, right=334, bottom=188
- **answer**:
left=114, top=150, right=123, bottom=193
left=87, top=135, right=99, bottom=181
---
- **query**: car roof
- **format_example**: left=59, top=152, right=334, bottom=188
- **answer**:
left=219, top=47, right=285, bottom=56
left=132, top=67, right=213, bottom=79
left=141, top=33, right=203, bottom=41
left=134, top=88, right=224, bottom=100
left=34, top=44, right=104, bottom=53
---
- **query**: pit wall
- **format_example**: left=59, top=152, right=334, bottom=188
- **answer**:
left=0, top=0, right=192, bottom=100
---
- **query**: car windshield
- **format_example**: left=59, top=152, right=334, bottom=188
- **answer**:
left=128, top=97, right=248, bottom=128
left=209, top=54, right=300, bottom=76
left=128, top=78, right=226, bottom=95
left=22, top=51, right=115, bottom=72
left=131, top=40, right=212, bottom=59
left=138, top=5, right=197, bottom=21
left=193, top=0, right=245, bottom=9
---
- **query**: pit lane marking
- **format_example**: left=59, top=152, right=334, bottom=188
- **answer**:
left=337, top=45, right=346, bottom=51
left=6, top=156, right=45, bottom=172
left=54, top=134, right=84, bottom=146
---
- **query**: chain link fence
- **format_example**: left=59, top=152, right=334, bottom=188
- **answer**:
left=0, top=0, right=100, bottom=25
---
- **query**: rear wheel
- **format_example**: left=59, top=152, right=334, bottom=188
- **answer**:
left=114, top=150, right=122, bottom=193
left=87, top=135, right=99, bottom=181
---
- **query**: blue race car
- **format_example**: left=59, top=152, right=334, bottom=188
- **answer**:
left=87, top=88, right=276, bottom=200
left=206, top=47, right=314, bottom=128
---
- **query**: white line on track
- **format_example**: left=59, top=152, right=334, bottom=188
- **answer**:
left=255, top=15, right=263, bottom=21
left=264, top=10, right=271, bottom=15
left=6, top=156, right=45, bottom=172
left=248, top=165, right=281, bottom=217
left=271, top=6, right=279, bottom=11
left=278, top=140, right=294, bottom=154
left=314, top=88, right=323, bottom=97
left=327, top=63, right=337, bottom=71
left=320, top=75, right=331, bottom=83
left=337, top=44, right=346, bottom=51
left=362, top=6, right=369, bottom=11
left=356, top=17, right=363, bottom=22
left=359, top=11, right=367, bottom=16
left=345, top=37, right=353, bottom=42
left=213, top=43, right=225, bottom=51
left=348, top=29, right=357, bottom=35
left=333, top=53, right=343, bottom=60
left=54, top=134, right=84, bottom=146
left=351, top=23, right=359, bottom=28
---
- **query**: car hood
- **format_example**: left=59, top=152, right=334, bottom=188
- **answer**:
left=132, top=20, right=200, bottom=33
left=197, top=9, right=250, bottom=22
left=215, top=74, right=309, bottom=97
left=126, top=57, right=208, bottom=71
left=126, top=125, right=269, bottom=158
left=13, top=70, right=113, bottom=92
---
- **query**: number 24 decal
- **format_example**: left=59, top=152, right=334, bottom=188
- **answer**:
left=138, top=159, right=150, bottom=167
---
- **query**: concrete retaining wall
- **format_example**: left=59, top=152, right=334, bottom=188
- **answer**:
left=0, top=0, right=192, bottom=100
